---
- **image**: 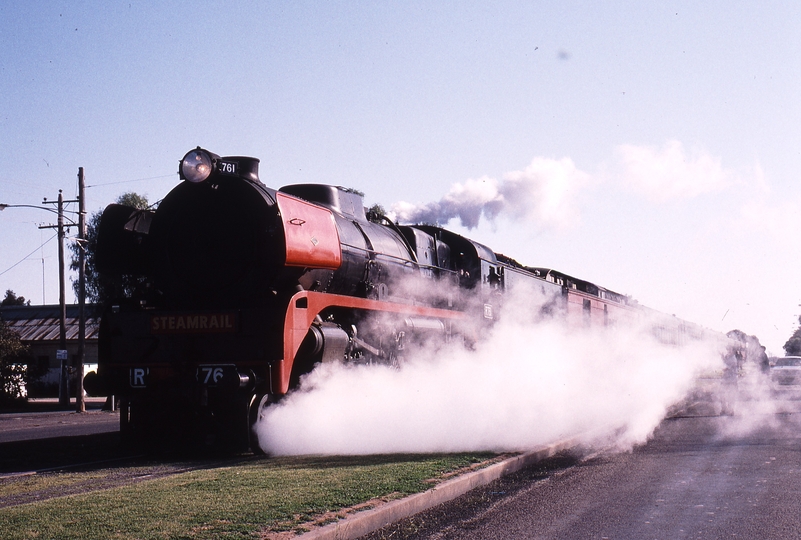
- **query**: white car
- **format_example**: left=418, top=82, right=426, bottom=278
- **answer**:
left=771, top=356, right=801, bottom=386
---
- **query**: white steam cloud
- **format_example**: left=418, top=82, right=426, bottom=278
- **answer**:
left=614, top=140, right=732, bottom=202
left=256, top=285, right=726, bottom=456
left=392, top=157, right=589, bottom=230
left=391, top=140, right=733, bottom=230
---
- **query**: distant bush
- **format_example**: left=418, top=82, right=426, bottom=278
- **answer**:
left=0, top=318, right=30, bottom=405
left=785, top=315, right=801, bottom=356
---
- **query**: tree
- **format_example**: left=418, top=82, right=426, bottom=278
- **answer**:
left=70, top=192, right=152, bottom=305
left=0, top=318, right=29, bottom=404
left=366, top=203, right=387, bottom=224
left=784, top=315, right=801, bottom=356
left=1, top=290, right=30, bottom=306
left=115, top=192, right=150, bottom=210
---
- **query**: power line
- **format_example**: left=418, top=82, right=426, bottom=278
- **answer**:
left=0, top=234, right=57, bottom=277
left=86, top=173, right=175, bottom=188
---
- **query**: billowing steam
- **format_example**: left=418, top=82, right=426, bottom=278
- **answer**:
left=255, top=142, right=777, bottom=456
left=613, top=140, right=732, bottom=202
left=256, top=284, right=726, bottom=456
left=391, top=157, right=589, bottom=230
left=391, top=141, right=733, bottom=229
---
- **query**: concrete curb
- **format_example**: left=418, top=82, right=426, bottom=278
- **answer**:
left=298, top=437, right=581, bottom=540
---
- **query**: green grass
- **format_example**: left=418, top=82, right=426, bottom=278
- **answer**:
left=0, top=453, right=497, bottom=539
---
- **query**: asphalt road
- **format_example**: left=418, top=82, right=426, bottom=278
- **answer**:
left=0, top=404, right=118, bottom=444
left=365, top=399, right=801, bottom=539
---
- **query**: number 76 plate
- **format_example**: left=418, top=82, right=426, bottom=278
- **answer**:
left=196, top=364, right=238, bottom=388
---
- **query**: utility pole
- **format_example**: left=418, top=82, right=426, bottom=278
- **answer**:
left=3, top=193, right=80, bottom=409
left=50, top=191, right=69, bottom=406
left=57, top=191, right=68, bottom=407
left=5, top=186, right=86, bottom=412
left=40, top=190, right=78, bottom=408
left=76, top=168, right=86, bottom=413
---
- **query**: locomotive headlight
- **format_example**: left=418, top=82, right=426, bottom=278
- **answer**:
left=179, top=148, right=216, bottom=183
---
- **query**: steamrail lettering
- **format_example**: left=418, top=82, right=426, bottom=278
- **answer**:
left=150, top=313, right=237, bottom=334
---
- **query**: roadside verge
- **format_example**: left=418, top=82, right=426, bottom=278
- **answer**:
left=299, top=436, right=581, bottom=540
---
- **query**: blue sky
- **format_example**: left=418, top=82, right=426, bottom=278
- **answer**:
left=2, top=1, right=800, bottom=353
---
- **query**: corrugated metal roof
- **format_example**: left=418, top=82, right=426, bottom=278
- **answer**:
left=0, top=304, right=99, bottom=342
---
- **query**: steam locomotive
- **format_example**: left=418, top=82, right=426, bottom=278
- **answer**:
left=84, top=147, right=710, bottom=451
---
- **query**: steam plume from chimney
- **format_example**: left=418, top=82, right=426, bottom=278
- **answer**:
left=392, top=157, right=589, bottom=230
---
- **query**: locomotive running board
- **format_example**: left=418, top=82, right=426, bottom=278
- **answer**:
left=273, top=290, right=466, bottom=394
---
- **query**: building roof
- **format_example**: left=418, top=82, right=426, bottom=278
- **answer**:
left=0, top=304, right=99, bottom=342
